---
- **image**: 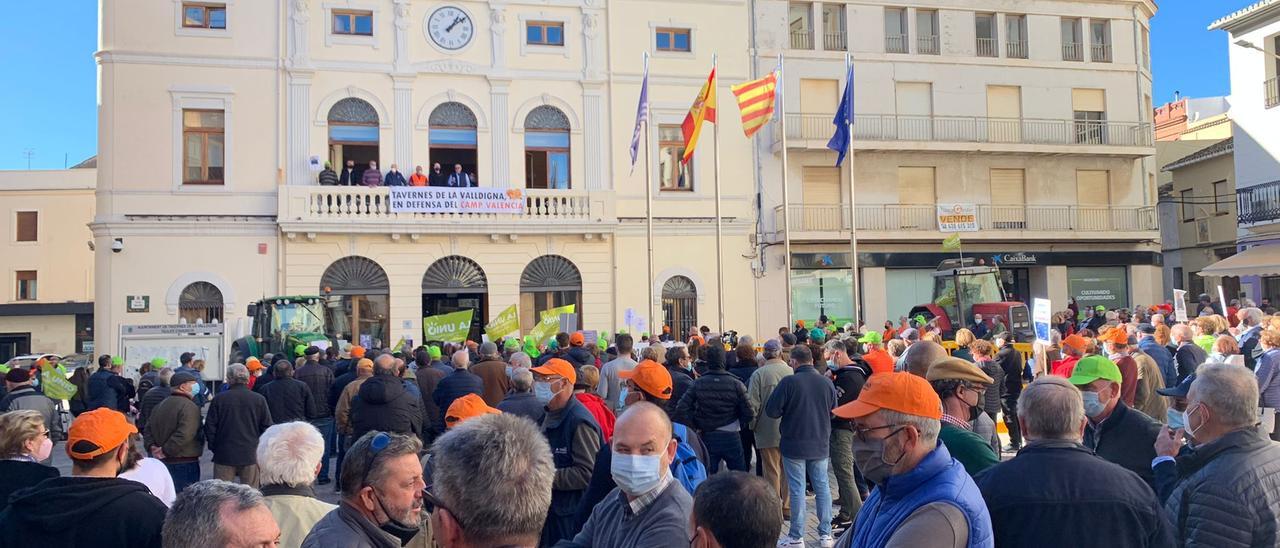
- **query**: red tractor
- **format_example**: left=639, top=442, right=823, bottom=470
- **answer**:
left=908, top=258, right=1033, bottom=341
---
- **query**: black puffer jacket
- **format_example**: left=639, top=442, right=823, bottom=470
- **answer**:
left=262, top=377, right=316, bottom=424
left=1084, top=401, right=1161, bottom=490
left=830, top=361, right=870, bottom=432
left=1165, top=427, right=1280, bottom=547
left=565, top=346, right=595, bottom=368
left=352, top=374, right=422, bottom=440
left=672, top=370, right=753, bottom=432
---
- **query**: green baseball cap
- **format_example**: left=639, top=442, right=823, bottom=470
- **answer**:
left=1067, top=355, right=1123, bottom=386
left=504, top=338, right=520, bottom=351
left=111, top=356, right=124, bottom=366
left=858, top=331, right=883, bottom=344
left=150, top=357, right=167, bottom=367
left=294, top=344, right=307, bottom=356
left=428, top=346, right=442, bottom=359
left=1095, top=305, right=1106, bottom=312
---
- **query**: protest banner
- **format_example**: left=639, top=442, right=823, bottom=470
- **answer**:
left=528, top=304, right=576, bottom=345
left=1033, top=298, right=1051, bottom=345
left=1173, top=289, right=1188, bottom=322
left=423, top=309, right=474, bottom=343
left=485, top=304, right=520, bottom=341
left=388, top=187, right=525, bottom=214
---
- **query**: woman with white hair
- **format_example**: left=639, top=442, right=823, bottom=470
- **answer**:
left=257, top=422, right=336, bottom=548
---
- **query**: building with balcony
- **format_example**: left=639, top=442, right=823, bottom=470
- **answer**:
left=755, top=0, right=1159, bottom=327
left=0, top=164, right=97, bottom=360
left=91, top=0, right=758, bottom=355
left=1204, top=1, right=1280, bottom=303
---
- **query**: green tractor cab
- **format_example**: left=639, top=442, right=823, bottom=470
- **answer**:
left=230, top=296, right=334, bottom=364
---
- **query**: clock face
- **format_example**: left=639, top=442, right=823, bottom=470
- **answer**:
left=427, top=6, right=474, bottom=51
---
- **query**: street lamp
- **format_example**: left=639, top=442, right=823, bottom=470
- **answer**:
left=1235, top=39, right=1280, bottom=60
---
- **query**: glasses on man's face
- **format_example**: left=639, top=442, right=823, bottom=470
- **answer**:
left=853, top=423, right=902, bottom=443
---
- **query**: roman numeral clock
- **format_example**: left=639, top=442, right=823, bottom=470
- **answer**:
left=427, top=5, right=475, bottom=52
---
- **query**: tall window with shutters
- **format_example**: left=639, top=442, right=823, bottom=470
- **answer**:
left=801, top=166, right=841, bottom=231
left=1076, top=170, right=1110, bottom=229
left=1071, top=88, right=1106, bottom=144
left=15, top=212, right=37, bottom=242
left=989, top=169, right=1026, bottom=229
left=658, top=125, right=693, bottom=191
left=986, top=85, right=1022, bottom=142
left=15, top=271, right=36, bottom=301
left=897, top=166, right=936, bottom=230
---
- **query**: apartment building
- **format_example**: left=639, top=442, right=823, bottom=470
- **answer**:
left=1205, top=1, right=1280, bottom=303
left=92, top=0, right=758, bottom=355
left=0, top=164, right=97, bottom=360
left=754, top=0, right=1159, bottom=328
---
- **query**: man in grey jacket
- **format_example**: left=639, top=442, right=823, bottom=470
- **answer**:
left=1162, top=362, right=1280, bottom=547
left=746, top=340, right=793, bottom=516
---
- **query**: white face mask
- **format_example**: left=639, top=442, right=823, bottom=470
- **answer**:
left=33, top=436, right=52, bottom=462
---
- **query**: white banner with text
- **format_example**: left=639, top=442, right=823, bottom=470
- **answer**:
left=388, top=187, right=525, bottom=214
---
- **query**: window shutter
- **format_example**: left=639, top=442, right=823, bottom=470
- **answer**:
left=897, top=167, right=936, bottom=204
left=989, top=169, right=1026, bottom=204
left=986, top=86, right=1021, bottom=118
left=1076, top=170, right=1109, bottom=205
left=802, top=167, right=840, bottom=203
left=1071, top=88, right=1106, bottom=112
left=895, top=82, right=933, bottom=116
left=15, top=212, right=37, bottom=242
left=800, top=79, right=839, bottom=113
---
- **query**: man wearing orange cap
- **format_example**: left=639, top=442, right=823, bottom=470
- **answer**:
left=1097, top=327, right=1138, bottom=407
left=245, top=357, right=264, bottom=390
left=530, top=357, right=604, bottom=546
left=1051, top=334, right=1088, bottom=378
left=443, top=393, right=501, bottom=429
left=0, top=408, right=168, bottom=547
left=832, top=372, right=993, bottom=548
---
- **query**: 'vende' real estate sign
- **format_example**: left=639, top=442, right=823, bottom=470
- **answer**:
left=936, top=203, right=978, bottom=232
left=389, top=187, right=525, bottom=214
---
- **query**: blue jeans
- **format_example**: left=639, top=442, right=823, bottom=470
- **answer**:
left=784, top=456, right=832, bottom=539
left=310, top=417, right=335, bottom=480
left=166, top=461, right=201, bottom=493
left=703, top=430, right=747, bottom=473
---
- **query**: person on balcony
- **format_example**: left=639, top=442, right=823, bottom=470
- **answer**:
left=360, top=160, right=382, bottom=187
left=383, top=164, right=407, bottom=186
left=428, top=162, right=448, bottom=187
left=338, top=160, right=355, bottom=186
left=409, top=165, right=428, bottom=186
left=317, top=162, right=339, bottom=186
left=447, top=163, right=473, bottom=187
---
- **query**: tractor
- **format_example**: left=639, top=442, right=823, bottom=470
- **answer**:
left=908, top=258, right=1033, bottom=342
left=230, top=296, right=334, bottom=364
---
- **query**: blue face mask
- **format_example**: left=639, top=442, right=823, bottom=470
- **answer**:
left=1166, top=407, right=1186, bottom=430
left=827, top=359, right=838, bottom=371
left=1081, top=391, right=1107, bottom=417
left=534, top=381, right=555, bottom=404
left=610, top=451, right=665, bottom=495
left=617, top=387, right=630, bottom=406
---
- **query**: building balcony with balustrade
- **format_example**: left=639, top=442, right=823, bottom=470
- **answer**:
left=774, top=203, right=1158, bottom=242
left=1238, top=179, right=1280, bottom=230
left=277, top=186, right=618, bottom=238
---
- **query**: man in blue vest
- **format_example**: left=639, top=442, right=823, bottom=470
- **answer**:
left=834, top=371, right=994, bottom=548
left=531, top=358, right=603, bottom=546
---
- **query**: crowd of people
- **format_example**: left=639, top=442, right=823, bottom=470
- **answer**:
left=317, top=160, right=478, bottom=188
left=2, top=302, right=1280, bottom=547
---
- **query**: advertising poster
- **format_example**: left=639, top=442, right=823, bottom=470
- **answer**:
left=936, top=203, right=979, bottom=232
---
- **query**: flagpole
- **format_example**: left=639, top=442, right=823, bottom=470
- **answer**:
left=778, top=54, right=793, bottom=328
left=643, top=52, right=657, bottom=338
left=845, top=52, right=861, bottom=326
left=712, top=54, right=725, bottom=333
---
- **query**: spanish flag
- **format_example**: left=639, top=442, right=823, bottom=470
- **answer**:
left=680, top=67, right=717, bottom=164
left=731, top=71, right=777, bottom=138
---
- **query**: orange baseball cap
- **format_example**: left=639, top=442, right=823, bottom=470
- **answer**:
left=350, top=345, right=366, bottom=358
left=531, top=358, right=577, bottom=385
left=245, top=357, right=263, bottom=372
left=67, top=408, right=137, bottom=459
left=618, top=360, right=673, bottom=400
left=1061, top=334, right=1088, bottom=352
left=356, top=358, right=374, bottom=372
left=570, top=332, right=585, bottom=346
left=1096, top=328, right=1128, bottom=344
left=445, top=393, right=501, bottom=429
left=833, top=371, right=942, bottom=420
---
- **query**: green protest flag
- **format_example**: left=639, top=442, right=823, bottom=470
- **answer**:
left=423, top=309, right=474, bottom=343
left=485, top=304, right=520, bottom=341
left=540, top=304, right=576, bottom=320
left=528, top=316, right=559, bottom=346
left=942, top=233, right=962, bottom=250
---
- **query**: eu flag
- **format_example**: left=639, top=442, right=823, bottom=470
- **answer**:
left=826, top=62, right=854, bottom=166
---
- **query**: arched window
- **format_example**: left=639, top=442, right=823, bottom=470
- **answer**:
left=320, top=256, right=390, bottom=346
left=662, top=276, right=697, bottom=339
left=328, top=97, right=380, bottom=183
left=178, top=281, right=224, bottom=324
left=429, top=102, right=479, bottom=185
left=519, top=255, right=582, bottom=331
left=422, top=256, right=489, bottom=342
left=524, top=105, right=571, bottom=189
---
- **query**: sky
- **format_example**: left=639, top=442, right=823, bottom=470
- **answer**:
left=0, top=0, right=1264, bottom=170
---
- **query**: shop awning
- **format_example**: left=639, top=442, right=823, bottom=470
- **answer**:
left=1199, top=245, right=1280, bottom=277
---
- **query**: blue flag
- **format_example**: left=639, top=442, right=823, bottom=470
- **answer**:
left=826, top=62, right=854, bottom=166
left=629, top=61, right=649, bottom=168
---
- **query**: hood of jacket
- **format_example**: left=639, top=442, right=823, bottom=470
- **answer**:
left=358, top=374, right=408, bottom=405
left=5, top=477, right=154, bottom=530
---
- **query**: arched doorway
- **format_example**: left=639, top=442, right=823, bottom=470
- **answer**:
left=178, top=281, right=224, bottom=324
left=320, top=256, right=389, bottom=348
left=662, top=276, right=697, bottom=338
left=429, top=102, right=479, bottom=185
left=520, top=255, right=582, bottom=332
left=328, top=97, right=380, bottom=183
left=523, top=105, right=571, bottom=189
left=422, top=256, right=488, bottom=342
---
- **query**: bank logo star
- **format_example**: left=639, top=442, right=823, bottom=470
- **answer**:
left=990, top=254, right=1003, bottom=265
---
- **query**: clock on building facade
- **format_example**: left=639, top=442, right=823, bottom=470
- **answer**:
left=426, top=5, right=475, bottom=51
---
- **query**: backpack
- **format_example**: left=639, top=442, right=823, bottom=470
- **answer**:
left=670, top=423, right=708, bottom=494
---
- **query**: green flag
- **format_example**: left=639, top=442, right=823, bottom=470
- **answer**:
left=423, top=309, right=474, bottom=343
left=528, top=304, right=576, bottom=345
left=485, top=304, right=520, bottom=341
left=942, top=233, right=961, bottom=250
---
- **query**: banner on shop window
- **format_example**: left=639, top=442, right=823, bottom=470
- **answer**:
left=423, top=309, right=474, bottom=343
left=389, top=187, right=525, bottom=214
left=936, top=203, right=979, bottom=232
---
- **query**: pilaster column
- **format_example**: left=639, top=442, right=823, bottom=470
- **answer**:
left=583, top=84, right=605, bottom=189
left=393, top=77, right=414, bottom=170
left=287, top=72, right=313, bottom=185
left=490, top=6, right=508, bottom=72
left=287, top=0, right=312, bottom=68
left=393, top=0, right=412, bottom=73
left=490, top=80, right=511, bottom=186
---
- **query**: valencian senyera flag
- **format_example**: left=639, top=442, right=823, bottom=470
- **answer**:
left=731, top=71, right=777, bottom=138
left=681, top=67, right=717, bottom=164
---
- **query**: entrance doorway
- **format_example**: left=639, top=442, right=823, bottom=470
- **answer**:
left=320, top=256, right=390, bottom=348
left=519, top=255, right=582, bottom=332
left=0, top=333, right=31, bottom=363
left=422, top=256, right=489, bottom=342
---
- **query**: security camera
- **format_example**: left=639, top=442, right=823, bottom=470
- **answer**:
left=86, top=240, right=95, bottom=251
left=111, top=238, right=124, bottom=253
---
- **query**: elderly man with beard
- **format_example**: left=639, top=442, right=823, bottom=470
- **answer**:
left=303, top=431, right=426, bottom=548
